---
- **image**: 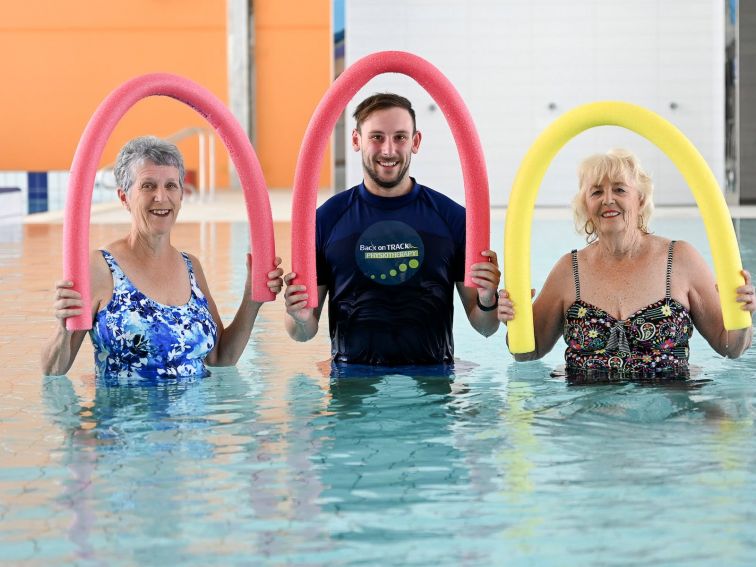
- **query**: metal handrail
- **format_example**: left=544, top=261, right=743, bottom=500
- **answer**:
left=93, top=127, right=216, bottom=202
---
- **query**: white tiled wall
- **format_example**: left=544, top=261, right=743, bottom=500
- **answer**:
left=0, top=172, right=28, bottom=216
left=0, top=170, right=119, bottom=217
left=346, top=0, right=724, bottom=207
left=0, top=191, right=24, bottom=219
left=51, top=170, right=118, bottom=210
left=47, top=171, right=68, bottom=212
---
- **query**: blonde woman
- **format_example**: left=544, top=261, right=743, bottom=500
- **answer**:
left=498, top=149, right=755, bottom=376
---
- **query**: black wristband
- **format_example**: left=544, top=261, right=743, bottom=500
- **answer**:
left=477, top=291, right=498, bottom=312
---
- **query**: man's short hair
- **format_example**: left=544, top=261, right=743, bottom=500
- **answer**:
left=353, top=93, right=416, bottom=133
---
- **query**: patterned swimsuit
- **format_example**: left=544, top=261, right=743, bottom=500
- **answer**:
left=563, top=241, right=693, bottom=376
left=90, top=250, right=218, bottom=380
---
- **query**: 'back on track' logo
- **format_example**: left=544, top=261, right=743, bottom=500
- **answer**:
left=354, top=221, right=425, bottom=286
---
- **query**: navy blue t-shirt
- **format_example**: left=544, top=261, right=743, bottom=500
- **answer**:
left=316, top=180, right=466, bottom=364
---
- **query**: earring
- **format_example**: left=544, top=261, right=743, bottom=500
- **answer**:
left=638, top=214, right=646, bottom=232
left=584, top=219, right=595, bottom=236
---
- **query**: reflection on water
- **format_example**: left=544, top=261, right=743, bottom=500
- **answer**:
left=41, top=368, right=277, bottom=563
left=1, top=219, right=756, bottom=564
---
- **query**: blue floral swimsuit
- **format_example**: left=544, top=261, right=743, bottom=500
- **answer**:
left=563, top=241, right=693, bottom=376
left=90, top=250, right=218, bottom=380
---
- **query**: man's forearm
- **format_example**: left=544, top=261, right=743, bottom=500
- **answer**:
left=470, top=309, right=500, bottom=337
left=285, top=315, right=319, bottom=341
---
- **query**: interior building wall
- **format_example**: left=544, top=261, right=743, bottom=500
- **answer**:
left=346, top=0, right=725, bottom=207
left=254, top=0, right=333, bottom=189
left=739, top=2, right=756, bottom=203
left=0, top=1, right=229, bottom=183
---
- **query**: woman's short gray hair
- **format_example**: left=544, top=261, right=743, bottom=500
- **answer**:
left=572, top=149, right=655, bottom=242
left=114, top=136, right=185, bottom=192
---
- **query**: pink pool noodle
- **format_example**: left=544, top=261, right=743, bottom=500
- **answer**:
left=291, top=50, right=490, bottom=308
left=63, top=73, right=276, bottom=331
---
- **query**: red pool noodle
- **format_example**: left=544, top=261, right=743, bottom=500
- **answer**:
left=291, top=51, right=490, bottom=308
left=63, top=73, right=276, bottom=331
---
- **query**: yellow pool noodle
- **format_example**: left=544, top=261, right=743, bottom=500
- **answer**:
left=505, top=101, right=749, bottom=354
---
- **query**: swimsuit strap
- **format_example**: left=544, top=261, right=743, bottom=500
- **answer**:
left=666, top=240, right=676, bottom=300
left=180, top=252, right=199, bottom=294
left=99, top=249, right=129, bottom=291
left=571, top=249, right=581, bottom=301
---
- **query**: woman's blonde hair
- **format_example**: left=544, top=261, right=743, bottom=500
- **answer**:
left=572, top=149, right=654, bottom=242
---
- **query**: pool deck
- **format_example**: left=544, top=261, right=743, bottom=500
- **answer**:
left=22, top=188, right=756, bottom=224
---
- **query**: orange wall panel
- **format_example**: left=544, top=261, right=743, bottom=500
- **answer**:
left=0, top=1, right=230, bottom=185
left=255, top=0, right=332, bottom=189
left=256, top=0, right=328, bottom=26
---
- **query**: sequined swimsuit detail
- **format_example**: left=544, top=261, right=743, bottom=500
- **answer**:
left=563, top=241, right=693, bottom=375
left=90, top=250, right=218, bottom=380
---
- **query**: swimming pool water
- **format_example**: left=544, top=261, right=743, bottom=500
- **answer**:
left=1, top=217, right=755, bottom=566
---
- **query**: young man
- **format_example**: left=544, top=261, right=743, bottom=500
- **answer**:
left=284, top=93, right=500, bottom=365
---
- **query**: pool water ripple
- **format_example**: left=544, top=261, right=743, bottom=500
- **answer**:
left=1, top=220, right=756, bottom=565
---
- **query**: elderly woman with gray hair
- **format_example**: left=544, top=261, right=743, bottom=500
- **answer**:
left=498, top=149, right=755, bottom=378
left=42, top=136, right=283, bottom=379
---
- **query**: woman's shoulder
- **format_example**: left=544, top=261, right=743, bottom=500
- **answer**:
left=88, top=248, right=114, bottom=306
left=90, top=239, right=127, bottom=273
left=535, top=252, right=577, bottom=306
left=89, top=248, right=112, bottom=276
left=555, top=249, right=576, bottom=265
left=546, top=251, right=578, bottom=279
left=662, top=238, right=702, bottom=263
left=182, top=252, right=211, bottom=287
left=644, top=234, right=696, bottom=254
left=645, top=237, right=708, bottom=280
left=183, top=251, right=202, bottom=270
left=568, top=244, right=593, bottom=264
left=667, top=238, right=696, bottom=252
left=97, top=238, right=130, bottom=260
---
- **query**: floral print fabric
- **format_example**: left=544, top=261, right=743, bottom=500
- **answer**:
left=90, top=250, right=217, bottom=380
left=563, top=242, right=692, bottom=376
left=563, top=298, right=693, bottom=375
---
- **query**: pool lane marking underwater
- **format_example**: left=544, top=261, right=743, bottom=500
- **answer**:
left=290, top=50, right=490, bottom=308
left=504, top=100, right=750, bottom=354
left=63, top=73, right=276, bottom=331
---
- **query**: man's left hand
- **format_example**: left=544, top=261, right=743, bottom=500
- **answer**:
left=470, top=250, right=500, bottom=308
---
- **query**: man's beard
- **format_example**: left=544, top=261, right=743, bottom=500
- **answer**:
left=363, top=154, right=411, bottom=189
